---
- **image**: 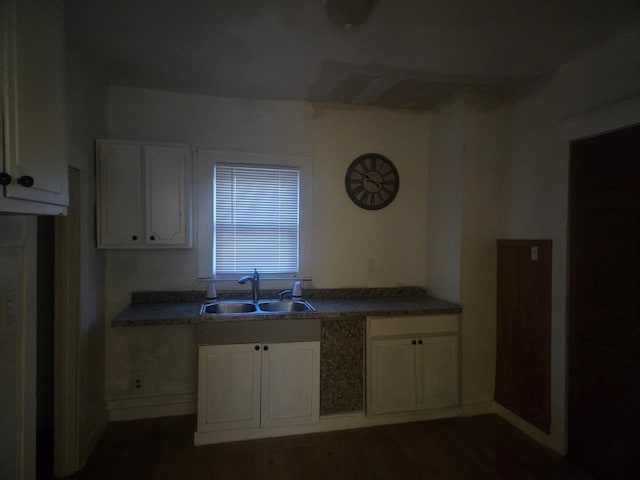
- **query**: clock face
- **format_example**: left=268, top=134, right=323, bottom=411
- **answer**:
left=345, top=153, right=399, bottom=210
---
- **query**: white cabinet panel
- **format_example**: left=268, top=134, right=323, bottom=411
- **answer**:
left=198, top=344, right=261, bottom=432
left=144, top=145, right=188, bottom=245
left=369, top=338, right=416, bottom=415
left=261, top=341, right=320, bottom=427
left=96, top=140, right=192, bottom=248
left=416, top=335, right=459, bottom=410
left=1, top=0, right=68, bottom=214
left=97, top=143, right=143, bottom=246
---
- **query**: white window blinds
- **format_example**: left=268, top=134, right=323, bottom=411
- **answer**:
left=214, top=164, right=300, bottom=275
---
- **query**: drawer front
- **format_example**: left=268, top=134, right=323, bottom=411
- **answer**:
left=367, top=314, right=458, bottom=338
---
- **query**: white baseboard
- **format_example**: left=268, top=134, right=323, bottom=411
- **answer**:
left=75, top=409, right=109, bottom=473
left=83, top=410, right=108, bottom=458
left=494, top=402, right=551, bottom=448
left=460, top=401, right=496, bottom=417
left=109, top=396, right=545, bottom=450
left=194, top=406, right=463, bottom=446
left=108, top=393, right=197, bottom=422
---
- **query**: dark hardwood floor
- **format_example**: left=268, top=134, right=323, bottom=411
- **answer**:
left=66, top=414, right=592, bottom=480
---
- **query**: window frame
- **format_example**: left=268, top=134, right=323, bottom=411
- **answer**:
left=195, top=148, right=312, bottom=280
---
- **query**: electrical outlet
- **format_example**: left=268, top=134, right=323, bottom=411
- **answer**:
left=131, top=374, right=145, bottom=393
left=368, top=258, right=375, bottom=272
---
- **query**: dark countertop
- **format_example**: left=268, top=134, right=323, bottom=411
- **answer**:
left=112, top=291, right=462, bottom=327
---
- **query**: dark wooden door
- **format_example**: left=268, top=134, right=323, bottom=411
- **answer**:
left=568, top=124, right=640, bottom=479
left=496, top=239, right=552, bottom=433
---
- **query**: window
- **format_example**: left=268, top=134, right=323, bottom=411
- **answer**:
left=196, top=149, right=312, bottom=280
left=214, top=164, right=299, bottom=275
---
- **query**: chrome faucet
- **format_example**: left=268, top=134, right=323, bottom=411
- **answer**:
left=238, top=268, right=260, bottom=303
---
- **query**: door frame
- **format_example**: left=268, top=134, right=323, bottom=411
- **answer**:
left=0, top=217, right=38, bottom=480
left=53, top=167, right=82, bottom=475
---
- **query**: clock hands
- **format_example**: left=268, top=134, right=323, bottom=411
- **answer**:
left=364, top=174, right=382, bottom=189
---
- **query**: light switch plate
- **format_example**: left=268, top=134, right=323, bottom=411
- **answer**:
left=2, top=290, right=18, bottom=329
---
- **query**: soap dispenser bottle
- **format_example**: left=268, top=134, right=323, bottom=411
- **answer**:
left=206, top=280, right=218, bottom=301
left=291, top=280, right=303, bottom=299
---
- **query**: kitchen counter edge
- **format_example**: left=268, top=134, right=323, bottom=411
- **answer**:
left=111, top=296, right=462, bottom=327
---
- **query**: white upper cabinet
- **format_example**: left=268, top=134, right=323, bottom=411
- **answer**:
left=96, top=140, right=192, bottom=249
left=0, top=0, right=68, bottom=215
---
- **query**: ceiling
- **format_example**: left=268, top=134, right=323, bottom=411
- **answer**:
left=65, top=0, right=640, bottom=109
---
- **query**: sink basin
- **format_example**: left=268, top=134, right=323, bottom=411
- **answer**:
left=200, top=299, right=315, bottom=315
left=257, top=300, right=316, bottom=312
left=200, top=302, right=257, bottom=314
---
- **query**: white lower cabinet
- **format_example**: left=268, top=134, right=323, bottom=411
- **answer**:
left=367, top=315, right=459, bottom=416
left=197, top=341, right=320, bottom=433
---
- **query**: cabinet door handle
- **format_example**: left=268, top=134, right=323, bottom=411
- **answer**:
left=418, top=339, right=423, bottom=345
left=263, top=345, right=269, bottom=351
left=17, top=175, right=34, bottom=187
left=254, top=345, right=260, bottom=351
left=0, top=173, right=11, bottom=185
left=132, top=235, right=138, bottom=241
left=412, top=339, right=417, bottom=345
left=149, top=235, right=155, bottom=241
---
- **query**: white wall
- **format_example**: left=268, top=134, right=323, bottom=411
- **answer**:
left=427, top=92, right=510, bottom=410
left=425, top=99, right=464, bottom=302
left=459, top=94, right=510, bottom=406
left=507, top=27, right=640, bottom=453
left=104, top=87, right=431, bottom=406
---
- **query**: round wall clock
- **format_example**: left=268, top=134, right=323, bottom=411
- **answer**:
left=345, top=153, right=399, bottom=210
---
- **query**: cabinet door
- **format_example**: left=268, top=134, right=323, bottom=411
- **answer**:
left=197, top=344, right=261, bottom=432
left=144, top=145, right=191, bottom=246
left=1, top=0, right=67, bottom=210
left=97, top=143, right=143, bottom=247
left=416, top=335, right=459, bottom=410
left=261, top=341, right=320, bottom=427
left=368, top=338, right=416, bottom=415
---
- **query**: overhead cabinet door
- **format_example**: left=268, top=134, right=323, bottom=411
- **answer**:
left=144, top=145, right=189, bottom=245
left=97, top=143, right=143, bottom=246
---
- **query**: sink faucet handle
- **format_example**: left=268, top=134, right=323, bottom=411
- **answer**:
left=278, top=289, right=292, bottom=301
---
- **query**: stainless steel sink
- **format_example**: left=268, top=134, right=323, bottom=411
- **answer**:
left=200, top=299, right=315, bottom=315
left=258, top=300, right=315, bottom=312
left=200, top=302, right=257, bottom=314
